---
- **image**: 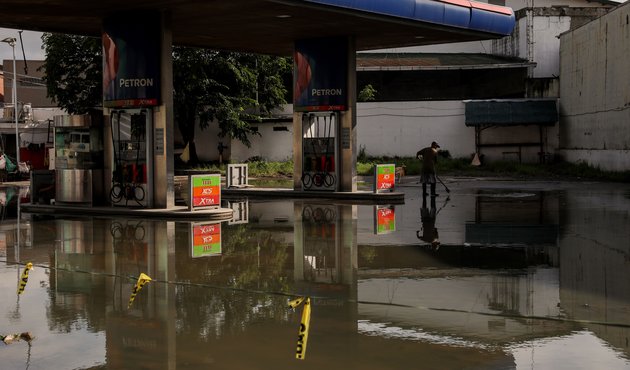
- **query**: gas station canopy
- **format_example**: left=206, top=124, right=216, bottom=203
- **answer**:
left=0, top=0, right=514, bottom=55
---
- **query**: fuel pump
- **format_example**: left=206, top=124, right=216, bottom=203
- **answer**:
left=301, top=112, right=338, bottom=191
left=109, top=109, right=153, bottom=207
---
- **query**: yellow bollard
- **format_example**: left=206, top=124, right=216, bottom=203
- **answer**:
left=128, top=273, right=152, bottom=308
left=17, top=262, right=33, bottom=295
left=288, top=296, right=312, bottom=360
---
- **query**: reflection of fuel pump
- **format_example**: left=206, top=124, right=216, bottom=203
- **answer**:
left=109, top=109, right=153, bottom=207
left=301, top=112, right=338, bottom=191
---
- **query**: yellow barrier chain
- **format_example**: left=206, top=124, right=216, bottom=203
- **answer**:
left=288, top=296, right=311, bottom=360
left=17, top=262, right=33, bottom=295
left=128, top=273, right=152, bottom=308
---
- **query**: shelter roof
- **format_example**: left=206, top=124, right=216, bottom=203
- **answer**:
left=0, top=0, right=514, bottom=55
left=464, top=99, right=558, bottom=127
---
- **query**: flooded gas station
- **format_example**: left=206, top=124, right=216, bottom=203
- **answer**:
left=1, top=178, right=629, bottom=369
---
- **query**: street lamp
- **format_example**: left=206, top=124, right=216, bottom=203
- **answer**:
left=1, top=36, right=18, bottom=165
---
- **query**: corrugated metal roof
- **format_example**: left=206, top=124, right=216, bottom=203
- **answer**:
left=464, top=99, right=558, bottom=126
left=357, top=53, right=532, bottom=70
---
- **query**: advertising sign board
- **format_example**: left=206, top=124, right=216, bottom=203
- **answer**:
left=374, top=164, right=395, bottom=193
left=103, top=13, right=161, bottom=108
left=294, top=37, right=348, bottom=112
left=189, top=174, right=221, bottom=211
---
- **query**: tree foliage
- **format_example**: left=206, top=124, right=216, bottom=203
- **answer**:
left=358, top=84, right=377, bottom=102
left=173, top=47, right=290, bottom=162
left=40, top=33, right=102, bottom=114
left=40, top=34, right=291, bottom=164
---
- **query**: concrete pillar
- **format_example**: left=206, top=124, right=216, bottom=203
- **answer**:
left=153, top=12, right=175, bottom=208
left=292, top=112, right=303, bottom=191
left=339, top=38, right=357, bottom=192
left=292, top=36, right=357, bottom=192
left=102, top=11, right=174, bottom=209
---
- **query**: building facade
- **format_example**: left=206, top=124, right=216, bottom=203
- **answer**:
left=223, top=0, right=614, bottom=165
left=558, top=1, right=630, bottom=171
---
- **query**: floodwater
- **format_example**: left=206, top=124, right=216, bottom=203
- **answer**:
left=1, top=178, right=630, bottom=369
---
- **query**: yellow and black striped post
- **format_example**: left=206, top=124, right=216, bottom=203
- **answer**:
left=17, top=262, right=33, bottom=295
left=288, top=297, right=312, bottom=360
left=128, top=273, right=152, bottom=308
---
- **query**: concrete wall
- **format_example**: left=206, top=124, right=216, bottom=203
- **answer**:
left=504, top=0, right=605, bottom=10
left=222, top=101, right=477, bottom=161
left=2, top=60, right=55, bottom=108
left=195, top=101, right=553, bottom=163
left=376, top=0, right=605, bottom=57
left=355, top=101, right=475, bottom=158
left=531, top=16, right=571, bottom=78
left=492, top=8, right=607, bottom=79
left=559, top=2, right=630, bottom=171
left=229, top=121, right=294, bottom=163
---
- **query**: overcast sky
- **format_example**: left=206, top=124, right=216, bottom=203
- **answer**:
left=0, top=28, right=45, bottom=62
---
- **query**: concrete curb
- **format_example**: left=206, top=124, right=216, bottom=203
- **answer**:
left=21, top=203, right=234, bottom=221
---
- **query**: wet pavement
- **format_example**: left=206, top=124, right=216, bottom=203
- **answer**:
left=0, top=177, right=629, bottom=369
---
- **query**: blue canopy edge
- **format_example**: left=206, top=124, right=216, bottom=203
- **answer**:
left=305, top=0, right=515, bottom=36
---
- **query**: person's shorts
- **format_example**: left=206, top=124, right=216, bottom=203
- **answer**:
left=420, top=173, right=436, bottom=184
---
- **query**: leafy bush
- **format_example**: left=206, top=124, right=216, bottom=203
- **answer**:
left=247, top=160, right=294, bottom=177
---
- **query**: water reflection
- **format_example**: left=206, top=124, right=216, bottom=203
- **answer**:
left=416, top=195, right=449, bottom=249
left=0, top=183, right=629, bottom=369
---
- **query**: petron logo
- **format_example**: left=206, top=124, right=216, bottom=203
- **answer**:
left=119, top=78, right=154, bottom=88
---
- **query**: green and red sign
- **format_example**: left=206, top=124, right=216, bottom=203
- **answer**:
left=375, top=205, right=396, bottom=234
left=189, top=174, right=221, bottom=210
left=374, top=164, right=395, bottom=193
left=190, top=222, right=221, bottom=258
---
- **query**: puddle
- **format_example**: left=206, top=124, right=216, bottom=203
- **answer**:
left=1, top=181, right=629, bottom=369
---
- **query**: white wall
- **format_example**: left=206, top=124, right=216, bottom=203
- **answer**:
left=226, top=102, right=480, bottom=161
left=230, top=122, right=294, bottom=162
left=493, top=14, right=573, bottom=78
left=32, top=107, right=65, bottom=122
left=532, top=16, right=572, bottom=77
left=373, top=0, right=606, bottom=83
left=212, top=102, right=553, bottom=163
left=356, top=101, right=475, bottom=158
left=559, top=2, right=630, bottom=171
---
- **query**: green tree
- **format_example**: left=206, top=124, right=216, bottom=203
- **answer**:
left=40, top=33, right=102, bottom=114
left=358, top=84, right=377, bottom=102
left=173, top=47, right=290, bottom=164
left=41, top=33, right=291, bottom=164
